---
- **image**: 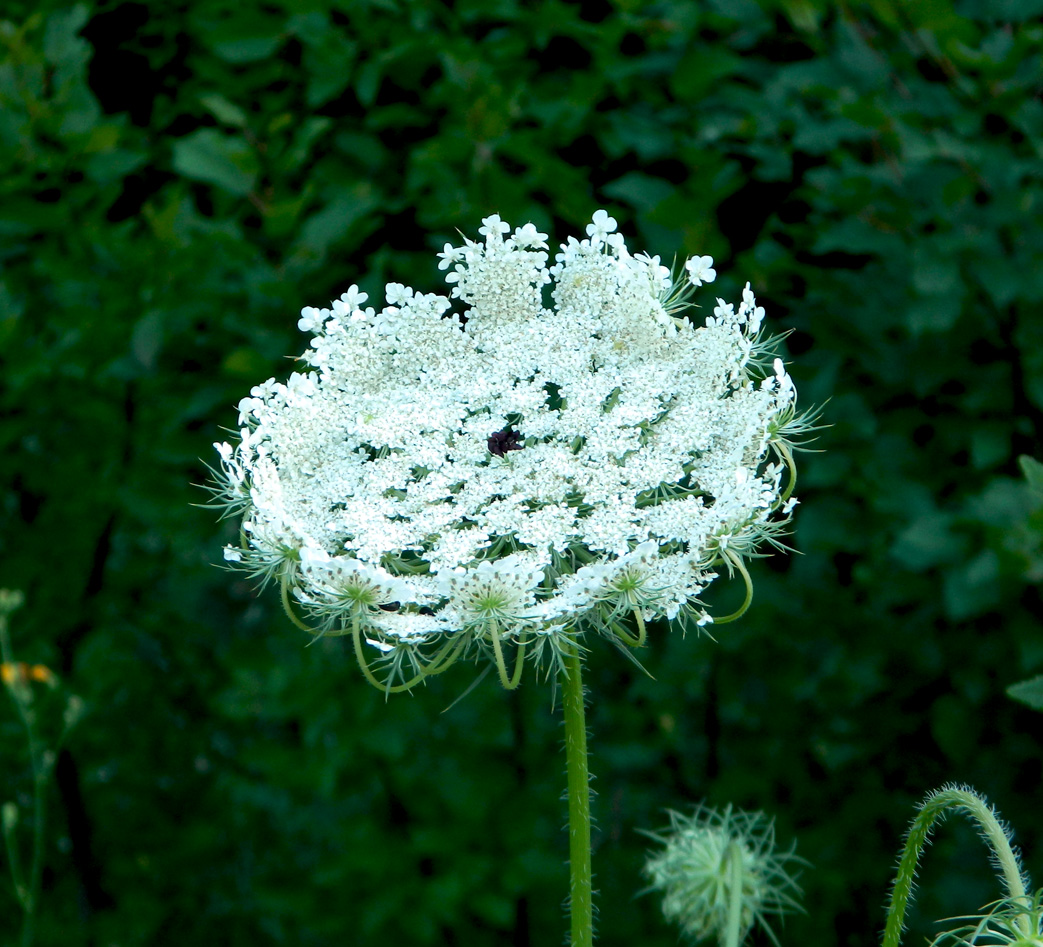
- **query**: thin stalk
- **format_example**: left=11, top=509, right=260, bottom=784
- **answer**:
left=1, top=803, right=26, bottom=911
left=778, top=443, right=797, bottom=504
left=486, top=623, right=526, bottom=690
left=350, top=615, right=428, bottom=694
left=631, top=609, right=647, bottom=647
left=23, top=763, right=45, bottom=947
left=562, top=646, right=593, bottom=947
left=422, top=635, right=468, bottom=677
left=508, top=636, right=527, bottom=689
left=488, top=619, right=514, bottom=690
left=279, top=573, right=314, bottom=633
left=1, top=616, right=46, bottom=947
left=713, top=553, right=753, bottom=625
left=724, top=839, right=744, bottom=947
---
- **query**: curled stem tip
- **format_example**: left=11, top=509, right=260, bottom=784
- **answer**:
left=488, top=620, right=525, bottom=690
left=632, top=608, right=647, bottom=647
left=350, top=617, right=426, bottom=695
left=779, top=443, right=797, bottom=504
left=714, top=553, right=753, bottom=625
left=279, top=574, right=315, bottom=633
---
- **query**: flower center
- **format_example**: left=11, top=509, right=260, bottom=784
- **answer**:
left=487, top=428, right=523, bottom=457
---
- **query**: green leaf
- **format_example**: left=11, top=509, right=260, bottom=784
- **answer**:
left=943, top=549, right=1001, bottom=620
left=602, top=172, right=673, bottom=213
left=85, top=148, right=147, bottom=185
left=670, top=47, right=741, bottom=99
left=891, top=512, right=963, bottom=571
left=41, top=4, right=89, bottom=67
left=172, top=129, right=259, bottom=196
left=199, top=93, right=248, bottom=128
left=295, top=184, right=381, bottom=255
left=906, top=294, right=962, bottom=335
left=203, top=14, right=284, bottom=64
left=1018, top=455, right=1043, bottom=498
left=1007, top=675, right=1043, bottom=712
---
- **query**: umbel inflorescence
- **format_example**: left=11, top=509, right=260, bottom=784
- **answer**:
left=211, top=210, right=809, bottom=691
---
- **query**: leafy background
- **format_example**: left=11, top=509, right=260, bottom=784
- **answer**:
left=2, top=0, right=1043, bottom=944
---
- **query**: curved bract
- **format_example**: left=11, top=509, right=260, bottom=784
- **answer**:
left=212, top=211, right=807, bottom=689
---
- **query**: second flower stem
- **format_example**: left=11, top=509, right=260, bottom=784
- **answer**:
left=562, top=646, right=593, bottom=947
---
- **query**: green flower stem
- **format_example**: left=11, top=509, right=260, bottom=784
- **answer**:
left=421, top=635, right=468, bottom=677
left=713, top=553, right=753, bottom=625
left=883, top=787, right=1030, bottom=947
left=23, top=763, right=46, bottom=947
left=724, top=839, right=744, bottom=947
left=631, top=609, right=647, bottom=647
left=279, top=573, right=313, bottom=633
left=778, top=443, right=797, bottom=504
left=508, top=636, right=527, bottom=688
left=562, top=645, right=593, bottom=947
left=488, top=620, right=525, bottom=690
left=0, top=612, right=46, bottom=947
left=350, top=616, right=427, bottom=695
left=1, top=803, right=26, bottom=911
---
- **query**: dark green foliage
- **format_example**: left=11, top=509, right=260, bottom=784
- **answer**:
left=2, top=1, right=1042, bottom=944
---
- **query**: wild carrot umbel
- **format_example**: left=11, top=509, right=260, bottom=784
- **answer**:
left=211, top=211, right=807, bottom=944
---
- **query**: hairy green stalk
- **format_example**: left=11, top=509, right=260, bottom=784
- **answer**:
left=883, top=786, right=1030, bottom=947
left=562, top=646, right=593, bottom=947
left=724, top=840, right=744, bottom=947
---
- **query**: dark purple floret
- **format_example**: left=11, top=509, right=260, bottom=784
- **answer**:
left=488, top=428, right=523, bottom=457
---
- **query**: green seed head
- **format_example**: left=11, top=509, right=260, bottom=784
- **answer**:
left=643, top=804, right=805, bottom=947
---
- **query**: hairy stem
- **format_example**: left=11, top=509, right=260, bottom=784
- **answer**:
left=883, top=786, right=1030, bottom=947
left=350, top=615, right=427, bottom=694
left=724, top=838, right=744, bottom=947
left=488, top=619, right=523, bottom=690
left=562, top=646, right=593, bottom=947
left=279, top=573, right=314, bottom=633
left=631, top=609, right=647, bottom=647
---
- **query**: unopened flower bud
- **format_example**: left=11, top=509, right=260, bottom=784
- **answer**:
left=643, top=804, right=805, bottom=947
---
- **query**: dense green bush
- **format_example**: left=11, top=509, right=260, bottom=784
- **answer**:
left=2, top=1, right=1042, bottom=944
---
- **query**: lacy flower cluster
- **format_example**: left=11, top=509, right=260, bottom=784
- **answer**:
left=212, top=211, right=807, bottom=690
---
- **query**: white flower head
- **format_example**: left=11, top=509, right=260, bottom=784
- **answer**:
left=298, top=306, right=326, bottom=334
left=439, top=554, right=545, bottom=631
left=297, top=549, right=413, bottom=623
left=586, top=208, right=618, bottom=243
left=214, top=211, right=805, bottom=689
left=510, top=222, right=549, bottom=249
left=685, top=255, right=716, bottom=287
left=478, top=213, right=510, bottom=242
left=340, top=284, right=368, bottom=310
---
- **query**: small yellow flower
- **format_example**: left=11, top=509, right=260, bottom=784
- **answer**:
left=28, top=664, right=54, bottom=684
left=1, top=663, right=55, bottom=686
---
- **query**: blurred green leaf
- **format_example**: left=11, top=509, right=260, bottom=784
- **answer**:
left=199, top=93, right=249, bottom=128
left=1019, top=455, right=1043, bottom=498
left=602, top=172, right=673, bottom=213
left=171, top=129, right=259, bottom=196
left=1006, top=675, right=1043, bottom=711
left=943, top=549, right=1002, bottom=620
